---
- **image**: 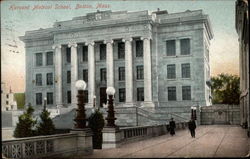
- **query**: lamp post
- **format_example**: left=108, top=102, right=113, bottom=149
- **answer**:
left=74, top=80, right=87, bottom=129
left=43, top=97, right=47, bottom=111
left=106, top=87, right=117, bottom=127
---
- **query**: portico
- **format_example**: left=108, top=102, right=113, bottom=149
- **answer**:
left=53, top=36, right=154, bottom=109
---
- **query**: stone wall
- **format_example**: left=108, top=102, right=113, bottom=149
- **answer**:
left=200, top=105, right=240, bottom=125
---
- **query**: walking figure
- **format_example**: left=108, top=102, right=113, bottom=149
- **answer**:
left=169, top=118, right=176, bottom=136
left=188, top=119, right=196, bottom=138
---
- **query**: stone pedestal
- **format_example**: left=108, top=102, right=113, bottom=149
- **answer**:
left=102, top=127, right=122, bottom=148
left=70, top=128, right=93, bottom=156
left=142, top=101, right=155, bottom=108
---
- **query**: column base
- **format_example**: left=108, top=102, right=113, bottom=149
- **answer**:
left=125, top=102, right=136, bottom=107
left=142, top=101, right=155, bottom=107
left=85, top=103, right=94, bottom=108
left=102, top=127, right=122, bottom=149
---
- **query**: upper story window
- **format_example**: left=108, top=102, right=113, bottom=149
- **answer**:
left=136, top=40, right=143, bottom=57
left=137, top=87, right=144, bottom=101
left=118, top=42, right=125, bottom=59
left=47, top=92, right=53, bottom=105
left=36, top=93, right=42, bottom=105
left=6, top=94, right=9, bottom=98
left=119, top=88, right=125, bottom=102
left=168, top=87, right=176, bottom=101
left=167, top=64, right=176, bottom=79
left=82, top=46, right=88, bottom=62
left=100, top=44, right=106, bottom=60
left=46, top=52, right=53, bottom=65
left=136, top=65, right=144, bottom=80
left=181, top=63, right=191, bottom=78
left=100, top=68, right=107, bottom=81
left=36, top=74, right=42, bottom=86
left=83, top=69, right=88, bottom=82
left=67, top=71, right=71, bottom=83
left=180, top=38, right=191, bottom=55
left=35, top=53, right=43, bottom=66
left=46, top=73, right=53, bottom=85
left=166, top=40, right=176, bottom=56
left=119, top=67, right=125, bottom=81
left=182, top=86, right=191, bottom=100
left=66, top=47, right=71, bottom=63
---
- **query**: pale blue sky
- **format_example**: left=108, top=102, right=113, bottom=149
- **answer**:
left=1, top=0, right=239, bottom=92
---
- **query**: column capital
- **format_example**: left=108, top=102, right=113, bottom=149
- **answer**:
left=122, top=37, right=133, bottom=42
left=68, top=42, right=77, bottom=48
left=85, top=41, right=95, bottom=46
left=52, top=44, right=62, bottom=49
left=104, top=39, right=113, bottom=44
left=140, top=37, right=151, bottom=41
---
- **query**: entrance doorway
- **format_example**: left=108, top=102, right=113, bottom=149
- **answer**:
left=100, top=87, right=107, bottom=107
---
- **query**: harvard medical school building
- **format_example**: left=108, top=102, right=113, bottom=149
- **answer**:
left=20, top=9, right=213, bottom=115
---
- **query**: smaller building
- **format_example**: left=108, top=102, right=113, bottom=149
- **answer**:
left=1, top=82, right=17, bottom=111
left=235, top=0, right=249, bottom=136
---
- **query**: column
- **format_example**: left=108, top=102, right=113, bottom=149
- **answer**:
left=104, top=40, right=114, bottom=87
left=86, top=41, right=95, bottom=106
left=68, top=42, right=78, bottom=108
left=52, top=44, right=63, bottom=108
left=122, top=38, right=133, bottom=104
left=141, top=37, right=154, bottom=107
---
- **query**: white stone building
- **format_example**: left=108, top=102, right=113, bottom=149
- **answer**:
left=20, top=10, right=213, bottom=124
left=1, top=82, right=17, bottom=111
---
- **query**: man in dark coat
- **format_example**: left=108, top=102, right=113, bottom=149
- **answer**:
left=169, top=118, right=176, bottom=136
left=188, top=119, right=196, bottom=138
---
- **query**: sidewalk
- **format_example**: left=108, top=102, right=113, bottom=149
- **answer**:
left=83, top=125, right=249, bottom=158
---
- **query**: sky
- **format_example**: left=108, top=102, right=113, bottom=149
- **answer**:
left=1, top=0, right=239, bottom=93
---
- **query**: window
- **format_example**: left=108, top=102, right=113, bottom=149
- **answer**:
left=167, top=64, right=176, bottom=79
left=46, top=73, right=53, bottom=85
left=67, top=91, right=71, bottom=103
left=36, top=93, right=42, bottom=105
left=100, top=68, right=107, bottom=81
left=6, top=101, right=9, bottom=105
left=137, top=66, right=144, bottom=80
left=66, top=47, right=71, bottom=63
left=118, top=42, right=125, bottom=59
left=36, top=53, right=43, bottom=66
left=182, top=86, right=191, bottom=100
left=119, top=67, right=125, bottom=81
left=6, top=94, right=9, bottom=98
left=83, top=69, right=88, bottom=82
left=82, top=46, right=88, bottom=62
left=119, top=88, right=126, bottom=102
left=46, top=52, right=53, bottom=65
left=100, top=44, right=106, bottom=60
left=36, top=74, right=42, bottom=86
left=137, top=87, right=144, bottom=101
left=166, top=40, right=176, bottom=56
left=47, top=92, right=53, bottom=105
left=136, top=40, right=143, bottom=57
left=84, top=90, right=88, bottom=103
left=180, top=38, right=190, bottom=55
left=67, top=71, right=71, bottom=83
left=181, top=63, right=191, bottom=78
left=168, top=87, right=176, bottom=101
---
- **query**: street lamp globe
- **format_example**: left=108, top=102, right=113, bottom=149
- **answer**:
left=44, top=97, right=47, bottom=101
left=106, top=87, right=115, bottom=95
left=75, top=80, right=87, bottom=90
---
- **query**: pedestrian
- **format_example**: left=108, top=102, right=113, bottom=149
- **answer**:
left=188, top=118, right=196, bottom=138
left=169, top=118, right=176, bottom=136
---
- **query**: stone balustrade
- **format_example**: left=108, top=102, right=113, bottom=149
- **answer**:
left=2, top=131, right=93, bottom=159
left=102, top=122, right=188, bottom=148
